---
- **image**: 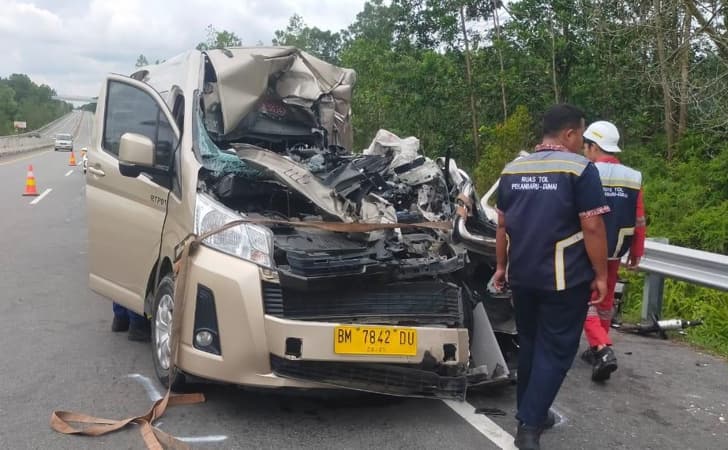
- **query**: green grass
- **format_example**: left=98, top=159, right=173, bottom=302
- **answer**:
left=619, top=271, right=728, bottom=357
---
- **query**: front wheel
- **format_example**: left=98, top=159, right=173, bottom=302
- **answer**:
left=151, top=274, right=186, bottom=391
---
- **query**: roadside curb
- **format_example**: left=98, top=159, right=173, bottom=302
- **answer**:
left=0, top=144, right=54, bottom=159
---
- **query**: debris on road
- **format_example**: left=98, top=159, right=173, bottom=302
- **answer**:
left=619, top=314, right=703, bottom=339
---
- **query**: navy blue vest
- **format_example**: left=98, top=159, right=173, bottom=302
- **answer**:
left=497, top=150, right=608, bottom=291
left=595, top=162, right=642, bottom=259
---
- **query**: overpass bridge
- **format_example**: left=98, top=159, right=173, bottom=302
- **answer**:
left=52, top=94, right=97, bottom=103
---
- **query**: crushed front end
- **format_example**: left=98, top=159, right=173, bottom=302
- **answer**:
left=190, top=47, right=515, bottom=400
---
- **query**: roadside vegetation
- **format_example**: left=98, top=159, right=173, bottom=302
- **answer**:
left=137, top=0, right=728, bottom=357
left=270, top=0, right=728, bottom=356
left=0, top=74, right=73, bottom=135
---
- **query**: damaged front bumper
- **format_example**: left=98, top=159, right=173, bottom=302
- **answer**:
left=176, top=244, right=472, bottom=399
left=265, top=315, right=469, bottom=400
left=270, top=355, right=467, bottom=400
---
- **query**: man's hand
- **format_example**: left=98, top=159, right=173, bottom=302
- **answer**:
left=627, top=253, right=641, bottom=269
left=589, top=275, right=608, bottom=305
left=491, top=267, right=508, bottom=292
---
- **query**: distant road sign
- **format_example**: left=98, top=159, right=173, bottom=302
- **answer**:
left=14, top=121, right=27, bottom=129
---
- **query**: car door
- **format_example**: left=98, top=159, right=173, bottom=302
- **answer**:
left=87, top=74, right=180, bottom=314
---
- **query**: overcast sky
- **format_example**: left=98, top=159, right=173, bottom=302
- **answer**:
left=0, top=0, right=368, bottom=100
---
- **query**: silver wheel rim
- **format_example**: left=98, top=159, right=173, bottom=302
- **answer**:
left=155, top=294, right=174, bottom=371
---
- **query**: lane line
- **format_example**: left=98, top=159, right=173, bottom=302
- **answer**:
left=0, top=149, right=52, bottom=166
left=442, top=399, right=517, bottom=450
left=177, top=436, right=229, bottom=443
left=30, top=188, right=52, bottom=205
left=127, top=373, right=228, bottom=444
left=127, top=373, right=163, bottom=401
left=65, top=170, right=73, bottom=177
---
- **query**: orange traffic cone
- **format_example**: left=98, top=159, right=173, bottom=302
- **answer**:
left=69, top=151, right=77, bottom=166
left=23, top=165, right=39, bottom=196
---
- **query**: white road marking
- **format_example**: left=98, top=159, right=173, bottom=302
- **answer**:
left=177, top=436, right=229, bottom=443
left=127, top=373, right=228, bottom=444
left=127, top=373, right=163, bottom=401
left=551, top=407, right=567, bottom=427
left=29, top=188, right=52, bottom=205
left=65, top=170, right=73, bottom=176
left=442, top=399, right=517, bottom=450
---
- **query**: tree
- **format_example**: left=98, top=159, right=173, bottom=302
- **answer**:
left=196, top=25, right=242, bottom=50
left=0, top=74, right=71, bottom=134
left=0, top=84, right=18, bottom=134
left=135, top=54, right=149, bottom=68
left=272, top=14, right=343, bottom=64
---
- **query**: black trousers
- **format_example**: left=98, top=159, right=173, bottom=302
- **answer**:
left=512, top=282, right=591, bottom=427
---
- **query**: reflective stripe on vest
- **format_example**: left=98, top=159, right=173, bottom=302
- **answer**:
left=595, top=162, right=642, bottom=258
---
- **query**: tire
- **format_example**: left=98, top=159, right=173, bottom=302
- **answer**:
left=151, top=274, right=186, bottom=391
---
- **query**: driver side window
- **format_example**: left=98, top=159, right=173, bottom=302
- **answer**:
left=102, top=81, right=177, bottom=169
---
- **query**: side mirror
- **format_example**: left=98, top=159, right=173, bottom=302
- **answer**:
left=119, top=132, right=154, bottom=167
left=118, top=132, right=166, bottom=178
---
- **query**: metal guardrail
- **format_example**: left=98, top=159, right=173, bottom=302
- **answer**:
left=0, top=113, right=70, bottom=141
left=634, top=239, right=728, bottom=320
left=640, top=240, right=728, bottom=290
left=0, top=112, right=82, bottom=157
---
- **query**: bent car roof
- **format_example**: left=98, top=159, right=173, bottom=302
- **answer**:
left=130, top=47, right=356, bottom=149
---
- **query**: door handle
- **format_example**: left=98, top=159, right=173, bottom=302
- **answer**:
left=88, top=166, right=105, bottom=177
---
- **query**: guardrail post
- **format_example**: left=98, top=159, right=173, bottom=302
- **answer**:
left=641, top=237, right=669, bottom=321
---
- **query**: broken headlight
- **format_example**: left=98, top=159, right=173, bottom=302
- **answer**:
left=194, top=193, right=274, bottom=268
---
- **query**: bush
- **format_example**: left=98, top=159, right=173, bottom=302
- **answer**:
left=474, top=105, right=535, bottom=192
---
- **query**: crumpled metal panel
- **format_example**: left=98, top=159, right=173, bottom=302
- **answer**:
left=236, top=145, right=396, bottom=225
left=205, top=47, right=355, bottom=149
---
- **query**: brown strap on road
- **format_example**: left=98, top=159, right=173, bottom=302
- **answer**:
left=50, top=234, right=204, bottom=449
left=50, top=217, right=452, bottom=448
left=196, top=218, right=453, bottom=240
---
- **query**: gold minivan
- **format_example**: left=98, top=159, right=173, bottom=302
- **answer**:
left=87, top=47, right=516, bottom=400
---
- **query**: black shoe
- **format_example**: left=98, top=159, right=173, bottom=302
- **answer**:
left=128, top=321, right=151, bottom=342
left=514, top=423, right=541, bottom=450
left=542, top=410, right=558, bottom=429
left=592, top=346, right=618, bottom=381
left=581, top=347, right=596, bottom=365
left=111, top=315, right=129, bottom=332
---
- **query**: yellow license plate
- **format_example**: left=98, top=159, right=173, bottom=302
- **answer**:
left=334, top=326, right=417, bottom=356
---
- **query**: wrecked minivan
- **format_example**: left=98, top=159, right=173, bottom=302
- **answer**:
left=86, top=47, right=516, bottom=400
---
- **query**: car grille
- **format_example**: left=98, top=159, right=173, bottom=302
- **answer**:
left=262, top=281, right=463, bottom=326
left=270, top=354, right=467, bottom=400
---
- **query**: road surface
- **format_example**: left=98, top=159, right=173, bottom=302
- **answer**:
left=0, top=111, right=726, bottom=449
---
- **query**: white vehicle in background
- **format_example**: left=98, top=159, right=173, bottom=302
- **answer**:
left=54, top=133, right=74, bottom=151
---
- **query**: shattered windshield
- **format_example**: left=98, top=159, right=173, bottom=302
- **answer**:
left=195, top=111, right=260, bottom=178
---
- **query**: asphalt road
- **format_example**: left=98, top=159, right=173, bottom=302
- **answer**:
left=0, top=112, right=726, bottom=449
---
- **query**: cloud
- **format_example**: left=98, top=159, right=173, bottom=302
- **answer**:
left=0, top=0, right=367, bottom=97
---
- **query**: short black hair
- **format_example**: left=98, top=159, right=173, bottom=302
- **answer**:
left=542, top=104, right=585, bottom=137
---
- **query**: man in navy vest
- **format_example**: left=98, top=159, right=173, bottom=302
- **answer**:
left=581, top=121, right=646, bottom=381
left=493, top=104, right=609, bottom=450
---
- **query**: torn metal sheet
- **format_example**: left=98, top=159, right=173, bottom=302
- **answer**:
left=204, top=47, right=355, bottom=149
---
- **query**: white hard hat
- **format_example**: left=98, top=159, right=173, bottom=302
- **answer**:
left=584, top=120, right=621, bottom=153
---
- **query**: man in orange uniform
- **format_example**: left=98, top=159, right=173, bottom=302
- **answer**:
left=581, top=121, right=646, bottom=381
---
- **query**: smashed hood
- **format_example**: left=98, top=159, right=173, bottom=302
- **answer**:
left=204, top=47, right=356, bottom=149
